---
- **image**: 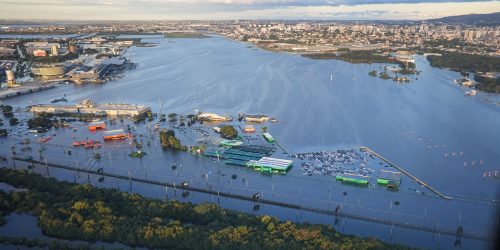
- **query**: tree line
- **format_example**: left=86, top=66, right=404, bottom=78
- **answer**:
left=0, top=168, right=412, bottom=250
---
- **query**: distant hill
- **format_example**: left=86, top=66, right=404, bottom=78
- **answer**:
left=427, top=12, right=500, bottom=26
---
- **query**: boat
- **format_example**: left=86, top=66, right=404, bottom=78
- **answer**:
left=50, top=94, right=67, bottom=103
left=38, top=136, right=52, bottom=143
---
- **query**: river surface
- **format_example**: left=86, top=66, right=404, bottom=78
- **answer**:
left=1, top=35, right=499, bottom=249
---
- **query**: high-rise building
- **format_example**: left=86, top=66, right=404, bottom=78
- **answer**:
left=51, top=45, right=59, bottom=56
left=6, top=69, right=16, bottom=87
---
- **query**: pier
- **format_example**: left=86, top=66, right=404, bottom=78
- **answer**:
left=274, top=140, right=288, bottom=154
left=4, top=156, right=492, bottom=242
left=360, top=146, right=453, bottom=200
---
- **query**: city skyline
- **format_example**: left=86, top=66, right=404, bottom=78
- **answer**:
left=0, top=0, right=499, bottom=20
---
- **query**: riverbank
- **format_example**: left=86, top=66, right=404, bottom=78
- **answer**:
left=0, top=168, right=411, bottom=250
left=426, top=52, right=499, bottom=93
left=164, top=32, right=210, bottom=39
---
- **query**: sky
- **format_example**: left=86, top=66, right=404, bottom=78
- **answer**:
left=0, top=0, right=499, bottom=20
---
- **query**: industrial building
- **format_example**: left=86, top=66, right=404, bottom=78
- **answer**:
left=220, top=139, right=243, bottom=147
left=243, top=125, right=256, bottom=133
left=88, top=121, right=106, bottom=131
left=262, top=132, right=275, bottom=143
left=336, top=174, right=370, bottom=185
left=67, top=57, right=126, bottom=83
left=377, top=170, right=402, bottom=189
left=246, top=157, right=293, bottom=174
left=30, top=99, right=151, bottom=117
left=32, top=64, right=66, bottom=77
left=25, top=41, right=60, bottom=56
left=33, top=50, right=47, bottom=57
left=245, top=115, right=270, bottom=123
left=103, top=129, right=129, bottom=141
left=198, top=112, right=230, bottom=121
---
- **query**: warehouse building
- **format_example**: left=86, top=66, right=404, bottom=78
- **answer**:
left=246, top=157, right=293, bottom=174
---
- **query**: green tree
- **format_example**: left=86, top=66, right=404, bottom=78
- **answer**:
left=9, top=117, right=19, bottom=126
left=220, top=125, right=238, bottom=139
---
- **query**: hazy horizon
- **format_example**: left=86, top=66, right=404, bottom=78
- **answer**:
left=0, top=0, right=499, bottom=21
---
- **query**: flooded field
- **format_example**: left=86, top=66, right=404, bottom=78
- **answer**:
left=1, top=35, right=499, bottom=249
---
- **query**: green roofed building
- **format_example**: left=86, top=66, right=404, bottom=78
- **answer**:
left=336, top=174, right=370, bottom=185
left=219, top=139, right=243, bottom=147
left=262, top=132, right=275, bottom=143
left=377, top=170, right=402, bottom=189
left=246, top=157, right=293, bottom=174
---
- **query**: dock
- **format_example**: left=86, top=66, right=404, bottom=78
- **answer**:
left=360, top=146, right=453, bottom=200
left=274, top=140, right=288, bottom=154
